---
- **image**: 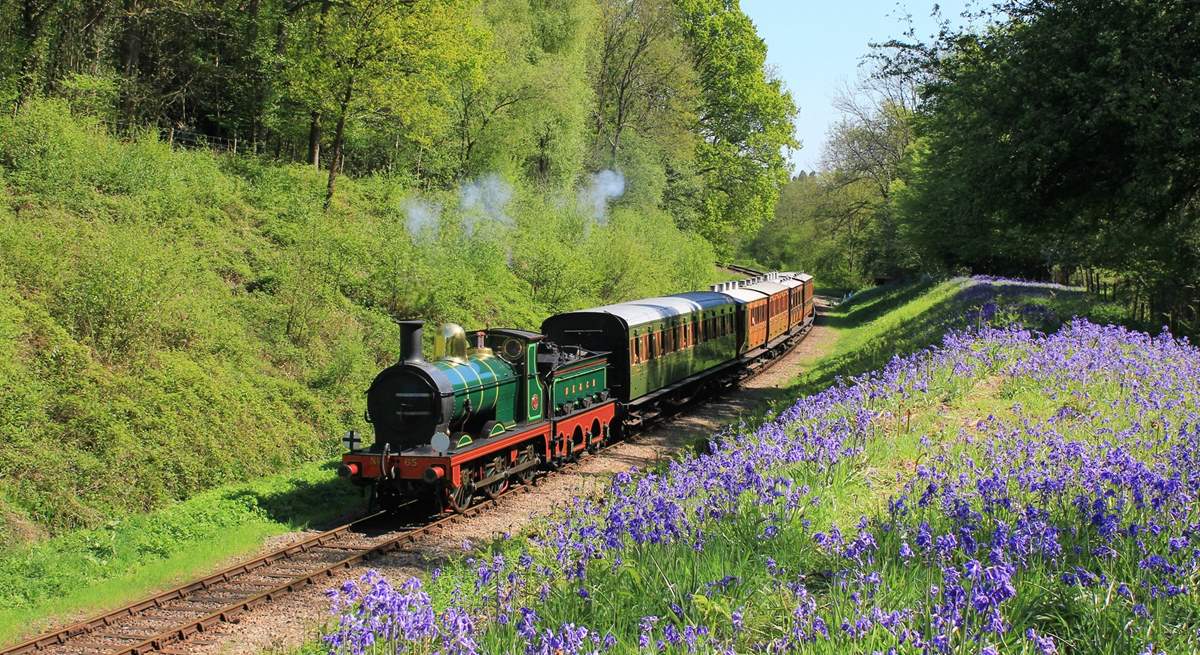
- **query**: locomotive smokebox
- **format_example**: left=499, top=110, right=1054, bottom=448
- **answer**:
left=398, top=320, right=425, bottom=362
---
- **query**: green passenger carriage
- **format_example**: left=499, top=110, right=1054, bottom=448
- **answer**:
left=540, top=292, right=739, bottom=404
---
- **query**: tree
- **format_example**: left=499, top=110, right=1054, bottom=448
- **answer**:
left=591, top=0, right=693, bottom=166
left=885, top=0, right=1200, bottom=330
left=820, top=73, right=919, bottom=278
left=443, top=0, right=595, bottom=186
left=280, top=0, right=478, bottom=207
left=673, top=0, right=798, bottom=255
left=9, top=0, right=60, bottom=112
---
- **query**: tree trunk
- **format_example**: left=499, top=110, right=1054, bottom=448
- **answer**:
left=13, top=0, right=52, bottom=114
left=118, top=0, right=142, bottom=126
left=307, top=0, right=333, bottom=168
left=323, top=78, right=353, bottom=209
left=308, top=111, right=322, bottom=167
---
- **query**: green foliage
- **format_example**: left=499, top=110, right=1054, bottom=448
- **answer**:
left=0, top=0, right=796, bottom=253
left=0, top=100, right=720, bottom=543
left=746, top=174, right=871, bottom=290
left=741, top=69, right=919, bottom=289
left=882, top=0, right=1200, bottom=333
left=672, top=0, right=798, bottom=253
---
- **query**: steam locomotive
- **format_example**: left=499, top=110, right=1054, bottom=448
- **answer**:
left=338, top=272, right=814, bottom=513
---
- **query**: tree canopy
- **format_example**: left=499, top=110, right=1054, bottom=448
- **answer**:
left=0, top=0, right=796, bottom=253
left=747, top=0, right=1200, bottom=332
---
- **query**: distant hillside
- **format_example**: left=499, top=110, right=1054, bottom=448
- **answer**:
left=0, top=101, right=718, bottom=544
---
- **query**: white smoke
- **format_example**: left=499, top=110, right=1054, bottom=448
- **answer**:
left=404, top=198, right=441, bottom=237
left=578, top=169, right=626, bottom=223
left=459, top=173, right=514, bottom=237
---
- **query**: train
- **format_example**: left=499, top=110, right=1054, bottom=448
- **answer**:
left=338, top=271, right=815, bottom=513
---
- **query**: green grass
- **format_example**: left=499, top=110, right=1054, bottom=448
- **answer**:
left=790, top=276, right=1131, bottom=396
left=0, top=460, right=362, bottom=648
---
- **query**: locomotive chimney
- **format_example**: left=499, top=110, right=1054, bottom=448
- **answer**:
left=398, top=320, right=425, bottom=362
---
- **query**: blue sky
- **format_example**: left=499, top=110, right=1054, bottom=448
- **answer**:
left=741, top=0, right=970, bottom=173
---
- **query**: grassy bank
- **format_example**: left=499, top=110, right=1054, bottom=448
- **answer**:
left=0, top=461, right=361, bottom=646
left=790, top=276, right=1130, bottom=395
left=0, top=99, right=720, bottom=545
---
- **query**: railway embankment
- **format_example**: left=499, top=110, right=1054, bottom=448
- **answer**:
left=0, top=99, right=721, bottom=554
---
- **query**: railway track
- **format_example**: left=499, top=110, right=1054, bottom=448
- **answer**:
left=721, top=262, right=765, bottom=278
left=0, top=488, right=546, bottom=655
left=2, top=318, right=814, bottom=655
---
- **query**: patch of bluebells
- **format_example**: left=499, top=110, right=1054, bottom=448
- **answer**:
left=323, top=310, right=1200, bottom=653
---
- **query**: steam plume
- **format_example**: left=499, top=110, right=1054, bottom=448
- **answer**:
left=404, top=198, right=441, bottom=236
left=579, top=169, right=625, bottom=223
left=459, top=174, right=514, bottom=237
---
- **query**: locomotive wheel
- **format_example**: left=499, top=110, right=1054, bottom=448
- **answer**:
left=447, top=481, right=474, bottom=512
left=483, top=456, right=510, bottom=497
left=515, top=445, right=538, bottom=484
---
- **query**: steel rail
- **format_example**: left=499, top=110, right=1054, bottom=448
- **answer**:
left=720, top=263, right=765, bottom=278
left=0, top=511, right=389, bottom=655
left=2, top=314, right=816, bottom=655
left=102, top=488, right=534, bottom=655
